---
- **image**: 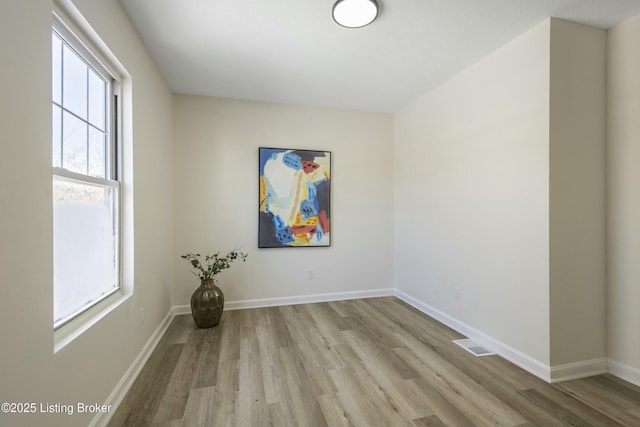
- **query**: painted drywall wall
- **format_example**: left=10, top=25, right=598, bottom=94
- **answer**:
left=394, top=21, right=552, bottom=365
left=0, top=1, right=174, bottom=426
left=0, top=2, right=55, bottom=427
left=173, top=96, right=394, bottom=306
left=394, top=17, right=609, bottom=377
left=548, top=19, right=606, bottom=368
left=607, top=15, right=640, bottom=381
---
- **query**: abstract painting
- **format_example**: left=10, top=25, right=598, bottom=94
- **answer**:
left=259, top=147, right=331, bottom=248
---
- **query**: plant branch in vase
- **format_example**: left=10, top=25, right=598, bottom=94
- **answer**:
left=181, top=249, right=247, bottom=328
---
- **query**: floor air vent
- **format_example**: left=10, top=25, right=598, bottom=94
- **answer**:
left=453, top=339, right=496, bottom=357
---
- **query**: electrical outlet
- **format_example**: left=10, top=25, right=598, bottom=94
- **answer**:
left=138, top=307, right=145, bottom=325
left=307, top=270, right=315, bottom=279
left=454, top=287, right=461, bottom=301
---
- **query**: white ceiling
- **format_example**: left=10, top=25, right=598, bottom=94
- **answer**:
left=120, top=0, right=640, bottom=113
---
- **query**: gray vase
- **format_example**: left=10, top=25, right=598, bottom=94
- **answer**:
left=190, top=279, right=224, bottom=328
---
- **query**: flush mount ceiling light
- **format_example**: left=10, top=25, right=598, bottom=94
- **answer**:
left=332, top=0, right=379, bottom=28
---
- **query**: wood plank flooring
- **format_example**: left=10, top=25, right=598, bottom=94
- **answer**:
left=107, top=297, right=640, bottom=427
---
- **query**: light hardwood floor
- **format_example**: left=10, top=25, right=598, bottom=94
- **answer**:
left=108, top=297, right=640, bottom=427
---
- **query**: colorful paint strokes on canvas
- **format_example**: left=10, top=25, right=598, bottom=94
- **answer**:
left=259, top=148, right=331, bottom=248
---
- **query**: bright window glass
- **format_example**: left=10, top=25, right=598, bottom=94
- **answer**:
left=53, top=177, right=118, bottom=324
left=52, top=24, right=120, bottom=328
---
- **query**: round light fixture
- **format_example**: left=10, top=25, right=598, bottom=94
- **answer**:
left=332, top=0, right=379, bottom=28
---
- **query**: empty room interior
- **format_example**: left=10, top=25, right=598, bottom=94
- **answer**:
left=3, top=0, right=640, bottom=426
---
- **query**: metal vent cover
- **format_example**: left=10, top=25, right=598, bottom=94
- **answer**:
left=453, top=339, right=496, bottom=357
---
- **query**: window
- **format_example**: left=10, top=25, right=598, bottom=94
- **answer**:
left=52, top=17, right=121, bottom=329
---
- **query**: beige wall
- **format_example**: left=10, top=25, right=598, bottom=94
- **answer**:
left=394, top=21, right=552, bottom=365
left=173, top=96, right=394, bottom=306
left=607, top=15, right=640, bottom=380
left=0, top=2, right=54, bottom=426
left=1, top=2, right=638, bottom=424
left=548, top=19, right=607, bottom=368
left=394, top=18, right=608, bottom=376
left=0, top=1, right=174, bottom=426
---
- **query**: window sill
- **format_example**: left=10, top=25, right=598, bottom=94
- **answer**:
left=54, top=290, right=131, bottom=353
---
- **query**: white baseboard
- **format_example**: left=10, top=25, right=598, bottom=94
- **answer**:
left=393, top=289, right=554, bottom=382
left=90, top=308, right=177, bottom=427
left=394, top=289, right=621, bottom=384
left=95, top=288, right=640, bottom=427
left=98, top=288, right=395, bottom=424
left=173, top=304, right=191, bottom=315
left=174, top=288, right=395, bottom=315
left=609, top=358, right=640, bottom=387
left=549, top=358, right=608, bottom=383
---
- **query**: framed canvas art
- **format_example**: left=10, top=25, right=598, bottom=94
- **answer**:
left=259, top=147, right=331, bottom=248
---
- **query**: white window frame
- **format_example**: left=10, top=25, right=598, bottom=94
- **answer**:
left=52, top=6, right=131, bottom=349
